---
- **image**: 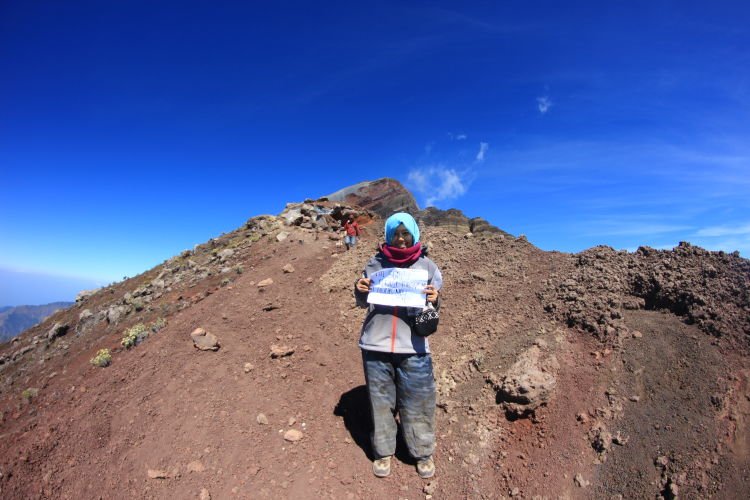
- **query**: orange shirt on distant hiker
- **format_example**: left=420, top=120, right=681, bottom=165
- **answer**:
left=343, top=215, right=360, bottom=250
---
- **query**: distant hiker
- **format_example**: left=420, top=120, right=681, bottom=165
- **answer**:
left=354, top=212, right=442, bottom=479
left=343, top=213, right=360, bottom=250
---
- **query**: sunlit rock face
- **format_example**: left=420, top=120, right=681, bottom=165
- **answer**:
left=324, top=178, right=419, bottom=218
left=325, top=178, right=509, bottom=236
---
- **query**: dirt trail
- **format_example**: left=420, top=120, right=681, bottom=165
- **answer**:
left=1, top=219, right=748, bottom=499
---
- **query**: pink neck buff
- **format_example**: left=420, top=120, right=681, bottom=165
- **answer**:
left=380, top=242, right=422, bottom=266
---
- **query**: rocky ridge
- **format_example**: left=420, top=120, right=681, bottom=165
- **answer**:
left=0, top=179, right=748, bottom=499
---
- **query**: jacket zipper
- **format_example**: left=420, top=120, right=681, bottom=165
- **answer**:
left=390, top=306, right=398, bottom=353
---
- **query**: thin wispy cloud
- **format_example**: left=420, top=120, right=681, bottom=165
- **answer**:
left=692, top=223, right=750, bottom=255
left=695, top=223, right=750, bottom=237
left=408, top=166, right=469, bottom=207
left=691, top=232, right=750, bottom=256
left=447, top=132, right=467, bottom=141
left=587, top=223, right=693, bottom=237
left=475, top=142, right=489, bottom=163
left=537, top=95, right=552, bottom=114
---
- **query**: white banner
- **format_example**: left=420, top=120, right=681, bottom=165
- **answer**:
left=367, top=268, right=428, bottom=308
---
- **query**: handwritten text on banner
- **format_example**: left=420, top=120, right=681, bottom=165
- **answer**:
left=367, top=268, right=428, bottom=308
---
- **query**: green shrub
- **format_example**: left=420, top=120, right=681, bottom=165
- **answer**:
left=152, top=317, right=167, bottom=332
left=90, top=349, right=112, bottom=367
left=121, top=323, right=148, bottom=348
left=121, top=318, right=166, bottom=349
left=227, top=236, right=245, bottom=249
left=21, top=388, right=39, bottom=401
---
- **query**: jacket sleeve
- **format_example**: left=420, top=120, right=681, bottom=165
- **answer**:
left=431, top=264, right=443, bottom=311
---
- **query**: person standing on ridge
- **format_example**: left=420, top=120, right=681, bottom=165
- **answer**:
left=343, top=213, right=360, bottom=250
left=354, top=212, right=442, bottom=479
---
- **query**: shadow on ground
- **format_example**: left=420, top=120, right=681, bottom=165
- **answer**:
left=335, top=384, right=417, bottom=466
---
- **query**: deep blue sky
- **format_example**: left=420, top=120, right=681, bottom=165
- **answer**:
left=1, top=1, right=749, bottom=305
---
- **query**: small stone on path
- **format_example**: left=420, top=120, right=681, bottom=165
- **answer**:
left=256, top=413, right=269, bottom=425
left=199, top=488, right=211, bottom=500
left=257, top=278, right=274, bottom=287
left=574, top=473, right=590, bottom=487
left=148, top=469, right=169, bottom=479
left=270, top=344, right=295, bottom=358
left=423, top=481, right=438, bottom=495
left=283, top=429, right=304, bottom=442
left=187, top=460, right=205, bottom=473
left=282, top=264, right=295, bottom=273
left=244, top=363, right=254, bottom=373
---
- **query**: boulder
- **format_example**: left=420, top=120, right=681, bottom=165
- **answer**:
left=46, top=322, right=69, bottom=341
left=76, top=288, right=99, bottom=303
left=282, top=208, right=303, bottom=226
left=106, top=305, right=130, bottom=325
left=492, top=345, right=559, bottom=418
left=217, top=249, right=234, bottom=262
left=190, top=328, right=220, bottom=351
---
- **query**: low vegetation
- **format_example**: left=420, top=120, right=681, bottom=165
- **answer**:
left=90, top=348, right=112, bottom=367
left=121, top=318, right=167, bottom=349
left=21, top=388, right=39, bottom=401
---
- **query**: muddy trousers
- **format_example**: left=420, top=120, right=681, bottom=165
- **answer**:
left=362, top=350, right=436, bottom=460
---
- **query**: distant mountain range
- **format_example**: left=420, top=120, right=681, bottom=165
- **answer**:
left=0, top=302, right=72, bottom=343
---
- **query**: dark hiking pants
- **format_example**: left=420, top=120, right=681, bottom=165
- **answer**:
left=362, top=350, right=436, bottom=460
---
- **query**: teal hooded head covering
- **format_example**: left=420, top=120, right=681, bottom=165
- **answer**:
left=384, top=212, right=420, bottom=245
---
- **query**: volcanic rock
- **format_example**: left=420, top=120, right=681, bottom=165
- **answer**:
left=270, top=345, right=294, bottom=358
left=46, top=323, right=68, bottom=341
left=187, top=460, right=205, bottom=473
left=325, top=178, right=418, bottom=217
left=147, top=469, right=169, bottom=479
left=190, top=328, right=220, bottom=351
left=283, top=429, right=304, bottom=442
left=75, top=289, right=99, bottom=303
left=492, top=345, right=559, bottom=418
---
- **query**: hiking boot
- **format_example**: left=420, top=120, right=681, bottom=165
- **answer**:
left=416, top=456, right=435, bottom=478
left=372, top=456, right=392, bottom=478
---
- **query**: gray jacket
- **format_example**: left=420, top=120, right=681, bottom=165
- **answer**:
left=355, top=250, right=442, bottom=354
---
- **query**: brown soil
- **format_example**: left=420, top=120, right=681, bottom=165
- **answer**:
left=1, top=213, right=748, bottom=499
